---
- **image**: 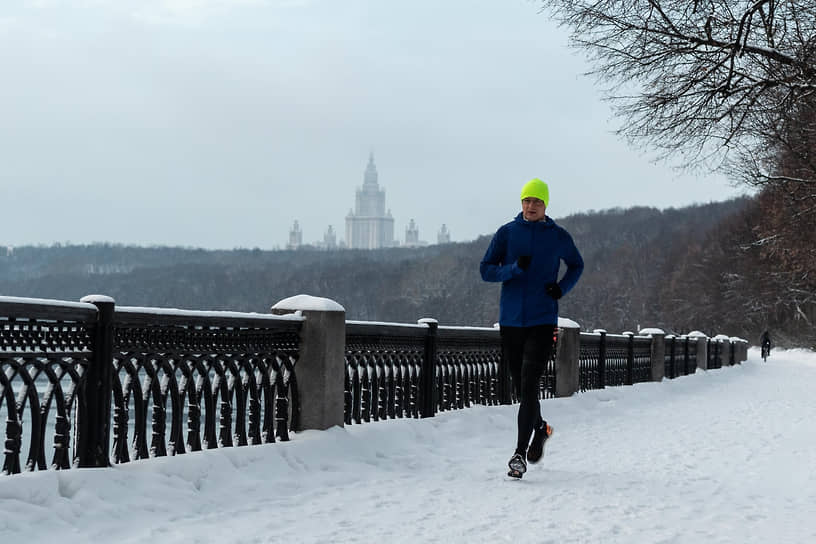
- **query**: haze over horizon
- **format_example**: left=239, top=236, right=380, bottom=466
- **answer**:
left=1, top=0, right=748, bottom=250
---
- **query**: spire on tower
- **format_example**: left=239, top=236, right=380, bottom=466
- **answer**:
left=364, top=151, right=378, bottom=187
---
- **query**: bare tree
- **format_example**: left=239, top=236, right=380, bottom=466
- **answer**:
left=544, top=0, right=816, bottom=207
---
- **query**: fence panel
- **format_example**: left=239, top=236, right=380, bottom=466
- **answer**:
left=632, top=336, right=652, bottom=383
left=603, top=334, right=631, bottom=387
left=686, top=338, right=698, bottom=375
left=110, top=308, right=301, bottom=464
left=344, top=322, right=426, bottom=424
left=344, top=323, right=556, bottom=424
left=436, top=326, right=505, bottom=410
left=0, top=298, right=98, bottom=475
left=579, top=332, right=602, bottom=391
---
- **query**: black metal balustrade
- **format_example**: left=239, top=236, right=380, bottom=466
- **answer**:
left=632, top=336, right=653, bottom=383
left=1, top=297, right=302, bottom=475
left=344, top=321, right=560, bottom=425
left=110, top=308, right=301, bottom=464
left=685, top=338, right=698, bottom=375
left=579, top=331, right=604, bottom=391
left=664, top=336, right=699, bottom=379
left=579, top=332, right=653, bottom=391
left=344, top=321, right=511, bottom=424
left=3, top=294, right=746, bottom=477
left=707, top=338, right=723, bottom=369
left=665, top=336, right=678, bottom=379
left=0, top=299, right=97, bottom=474
left=435, top=326, right=509, bottom=411
left=344, top=321, right=426, bottom=424
left=606, top=334, right=632, bottom=387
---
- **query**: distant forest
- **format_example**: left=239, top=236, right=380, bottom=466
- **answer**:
left=1, top=196, right=813, bottom=347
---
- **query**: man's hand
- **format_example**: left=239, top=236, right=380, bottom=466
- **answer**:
left=546, top=283, right=562, bottom=300
left=516, top=255, right=531, bottom=270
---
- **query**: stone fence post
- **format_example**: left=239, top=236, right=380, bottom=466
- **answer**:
left=688, top=331, right=708, bottom=371
left=733, top=338, right=748, bottom=363
left=555, top=319, right=580, bottom=397
left=272, top=295, right=346, bottom=431
left=639, top=328, right=665, bottom=382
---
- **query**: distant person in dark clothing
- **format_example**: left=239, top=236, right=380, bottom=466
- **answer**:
left=480, top=178, right=584, bottom=478
left=761, top=330, right=772, bottom=361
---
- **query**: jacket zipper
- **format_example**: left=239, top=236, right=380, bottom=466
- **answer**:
left=523, top=224, right=535, bottom=326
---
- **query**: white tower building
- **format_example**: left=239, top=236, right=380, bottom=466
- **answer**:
left=345, top=153, right=395, bottom=249
left=287, top=220, right=302, bottom=249
left=323, top=225, right=337, bottom=249
left=437, top=224, right=451, bottom=244
left=405, top=219, right=420, bottom=247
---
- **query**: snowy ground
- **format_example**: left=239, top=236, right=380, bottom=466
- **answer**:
left=2, top=348, right=815, bottom=543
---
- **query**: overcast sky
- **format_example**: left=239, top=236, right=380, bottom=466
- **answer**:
left=1, top=0, right=747, bottom=249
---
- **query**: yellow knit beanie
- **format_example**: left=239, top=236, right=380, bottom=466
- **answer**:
left=520, top=178, right=549, bottom=207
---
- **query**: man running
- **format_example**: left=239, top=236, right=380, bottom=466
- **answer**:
left=480, top=178, right=584, bottom=478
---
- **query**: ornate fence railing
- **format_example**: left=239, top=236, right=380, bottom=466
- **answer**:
left=344, top=321, right=557, bottom=425
left=344, top=321, right=427, bottom=424
left=707, top=337, right=724, bottom=369
left=664, top=336, right=698, bottom=379
left=2, top=294, right=749, bottom=477
left=435, top=326, right=508, bottom=411
left=0, top=298, right=97, bottom=474
left=110, top=307, right=301, bottom=464
left=1, top=296, right=302, bottom=475
left=578, top=332, right=653, bottom=391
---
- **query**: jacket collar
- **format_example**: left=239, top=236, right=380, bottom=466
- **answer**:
left=514, top=212, right=554, bottom=227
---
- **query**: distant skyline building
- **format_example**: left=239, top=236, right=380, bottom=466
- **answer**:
left=323, top=225, right=337, bottom=249
left=285, top=154, right=453, bottom=249
left=437, top=224, right=451, bottom=244
left=405, top=218, right=420, bottom=247
left=345, top=153, right=395, bottom=249
left=287, top=220, right=302, bottom=250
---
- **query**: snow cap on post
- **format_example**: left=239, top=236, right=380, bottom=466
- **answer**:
left=271, top=294, right=345, bottom=313
left=639, top=327, right=665, bottom=336
left=557, top=317, right=580, bottom=329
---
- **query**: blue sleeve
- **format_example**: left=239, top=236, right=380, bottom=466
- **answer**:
left=480, top=227, right=521, bottom=282
left=557, top=231, right=584, bottom=296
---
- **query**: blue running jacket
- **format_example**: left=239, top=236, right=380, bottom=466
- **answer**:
left=480, top=213, right=584, bottom=327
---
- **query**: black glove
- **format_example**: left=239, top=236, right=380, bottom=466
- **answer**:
left=516, top=255, right=531, bottom=270
left=545, top=283, right=562, bottom=300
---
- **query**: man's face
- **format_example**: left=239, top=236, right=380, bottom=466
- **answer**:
left=521, top=197, right=546, bottom=221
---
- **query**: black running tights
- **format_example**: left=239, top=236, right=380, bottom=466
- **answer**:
left=500, top=324, right=556, bottom=455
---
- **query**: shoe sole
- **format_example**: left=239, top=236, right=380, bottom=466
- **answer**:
left=508, top=456, right=527, bottom=474
left=527, top=427, right=554, bottom=464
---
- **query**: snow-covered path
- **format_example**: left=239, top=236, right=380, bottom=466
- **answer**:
left=2, top=349, right=815, bottom=543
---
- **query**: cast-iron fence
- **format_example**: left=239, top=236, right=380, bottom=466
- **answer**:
left=664, top=336, right=698, bottom=379
left=110, top=308, right=301, bottom=464
left=578, top=332, right=653, bottom=391
left=3, top=295, right=744, bottom=477
left=1, top=296, right=302, bottom=475
left=344, top=322, right=557, bottom=424
left=0, top=298, right=97, bottom=474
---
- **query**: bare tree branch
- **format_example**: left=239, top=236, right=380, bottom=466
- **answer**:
left=544, top=0, right=816, bottom=219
